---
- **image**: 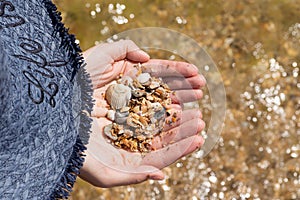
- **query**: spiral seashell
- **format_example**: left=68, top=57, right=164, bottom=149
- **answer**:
left=105, top=83, right=132, bottom=110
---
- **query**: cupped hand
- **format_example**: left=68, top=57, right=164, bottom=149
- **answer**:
left=80, top=40, right=206, bottom=187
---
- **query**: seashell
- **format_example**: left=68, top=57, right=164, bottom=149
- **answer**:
left=149, top=81, right=160, bottom=89
left=154, top=107, right=166, bottom=120
left=132, top=106, right=140, bottom=113
left=117, top=128, right=124, bottom=135
left=146, top=93, right=154, bottom=101
left=132, top=89, right=146, bottom=98
left=115, top=111, right=129, bottom=124
left=141, top=105, right=148, bottom=113
left=136, top=135, right=146, bottom=141
left=115, top=111, right=129, bottom=118
left=151, top=102, right=163, bottom=111
left=137, top=73, right=151, bottom=86
left=124, top=129, right=134, bottom=138
left=139, top=116, right=149, bottom=127
left=127, top=116, right=143, bottom=128
left=104, top=124, right=118, bottom=141
left=115, top=117, right=127, bottom=124
left=106, top=110, right=115, bottom=121
left=105, top=84, right=132, bottom=110
left=131, top=113, right=140, bottom=120
left=119, top=76, right=133, bottom=86
left=155, top=87, right=166, bottom=97
left=120, top=106, right=130, bottom=113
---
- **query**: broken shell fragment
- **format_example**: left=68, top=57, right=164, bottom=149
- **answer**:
left=119, top=76, right=133, bottom=86
left=104, top=124, right=117, bottom=141
left=106, top=110, right=116, bottom=121
left=132, top=89, right=146, bottom=98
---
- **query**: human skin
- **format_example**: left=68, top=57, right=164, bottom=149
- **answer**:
left=79, top=40, right=206, bottom=187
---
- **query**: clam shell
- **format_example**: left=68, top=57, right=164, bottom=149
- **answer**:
left=137, top=73, right=151, bottom=85
left=105, top=84, right=132, bottom=110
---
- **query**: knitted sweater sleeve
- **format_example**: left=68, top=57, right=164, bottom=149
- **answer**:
left=0, top=1, right=93, bottom=199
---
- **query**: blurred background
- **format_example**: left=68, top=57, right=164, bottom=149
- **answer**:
left=53, top=0, right=300, bottom=199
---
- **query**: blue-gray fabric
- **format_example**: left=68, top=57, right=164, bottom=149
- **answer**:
left=0, top=0, right=92, bottom=199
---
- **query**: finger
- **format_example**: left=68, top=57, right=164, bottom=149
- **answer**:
left=142, top=135, right=204, bottom=169
left=164, top=109, right=203, bottom=131
left=91, top=62, right=123, bottom=89
left=152, top=118, right=205, bottom=150
left=171, top=89, right=203, bottom=104
left=143, top=59, right=198, bottom=78
left=80, top=152, right=164, bottom=188
left=91, top=107, right=108, bottom=118
left=163, top=74, right=206, bottom=90
left=106, top=40, right=150, bottom=62
left=105, top=165, right=165, bottom=186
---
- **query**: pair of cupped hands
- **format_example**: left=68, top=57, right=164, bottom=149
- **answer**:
left=79, top=40, right=206, bottom=187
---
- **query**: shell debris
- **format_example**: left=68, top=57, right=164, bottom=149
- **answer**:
left=104, top=63, right=173, bottom=153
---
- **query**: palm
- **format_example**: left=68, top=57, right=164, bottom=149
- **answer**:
left=80, top=41, right=206, bottom=187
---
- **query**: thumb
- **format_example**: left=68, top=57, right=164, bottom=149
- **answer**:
left=109, top=39, right=150, bottom=62
left=84, top=40, right=150, bottom=63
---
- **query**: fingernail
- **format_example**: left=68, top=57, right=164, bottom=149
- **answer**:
left=200, top=74, right=207, bottom=85
left=190, top=64, right=199, bottom=71
left=149, top=173, right=164, bottom=180
left=139, top=50, right=150, bottom=59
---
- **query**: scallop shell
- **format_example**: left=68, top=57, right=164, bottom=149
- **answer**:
left=105, top=84, right=132, bottom=110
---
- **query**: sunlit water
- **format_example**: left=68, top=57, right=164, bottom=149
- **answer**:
left=54, top=0, right=300, bottom=199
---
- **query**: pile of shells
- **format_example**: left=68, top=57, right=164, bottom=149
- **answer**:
left=104, top=64, right=173, bottom=153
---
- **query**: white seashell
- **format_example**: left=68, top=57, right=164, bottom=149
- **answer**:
left=115, top=111, right=129, bottom=124
left=149, top=81, right=160, bottom=89
left=151, top=102, right=163, bottom=111
left=104, top=124, right=118, bottom=141
left=119, top=76, right=133, bottom=87
left=106, top=110, right=116, bottom=121
left=137, top=73, right=151, bottom=85
left=105, top=84, right=132, bottom=110
left=120, top=106, right=130, bottom=113
left=154, top=107, right=165, bottom=120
